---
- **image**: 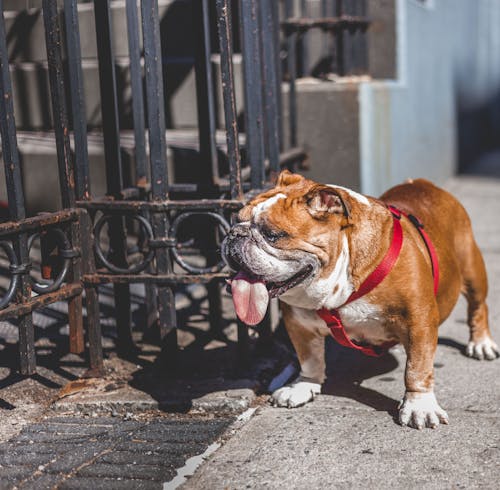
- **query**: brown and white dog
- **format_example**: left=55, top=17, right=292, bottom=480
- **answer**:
left=222, top=171, right=499, bottom=429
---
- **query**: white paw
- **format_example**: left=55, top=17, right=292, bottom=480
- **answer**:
left=466, top=336, right=499, bottom=360
left=270, top=378, right=321, bottom=408
left=398, top=392, right=449, bottom=429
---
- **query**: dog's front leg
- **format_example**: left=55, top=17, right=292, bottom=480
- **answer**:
left=270, top=304, right=330, bottom=408
left=399, top=311, right=449, bottom=429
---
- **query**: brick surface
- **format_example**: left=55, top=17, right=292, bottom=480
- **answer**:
left=20, top=474, right=65, bottom=490
left=58, top=477, right=161, bottom=490
left=0, top=414, right=234, bottom=487
left=76, top=462, right=170, bottom=481
left=44, top=445, right=109, bottom=473
left=96, top=450, right=183, bottom=467
left=113, top=440, right=206, bottom=455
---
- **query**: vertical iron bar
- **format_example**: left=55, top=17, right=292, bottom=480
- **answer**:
left=321, top=0, right=328, bottom=59
left=93, top=0, right=134, bottom=355
left=80, top=211, right=103, bottom=374
left=193, top=0, right=223, bottom=337
left=343, top=0, right=354, bottom=75
left=287, top=30, right=298, bottom=148
left=239, top=0, right=266, bottom=189
left=299, top=0, right=308, bottom=76
left=125, top=0, right=157, bottom=337
left=141, top=0, right=177, bottom=365
left=284, top=0, right=297, bottom=149
left=259, top=0, right=280, bottom=177
left=43, top=0, right=86, bottom=355
left=0, top=2, right=35, bottom=375
left=271, top=0, right=283, bottom=153
left=64, top=0, right=102, bottom=360
left=215, top=0, right=242, bottom=200
left=336, top=0, right=345, bottom=75
left=355, top=0, right=368, bottom=74
left=42, top=0, right=75, bottom=210
left=194, top=0, right=219, bottom=185
left=64, top=0, right=90, bottom=201
left=125, top=0, right=147, bottom=186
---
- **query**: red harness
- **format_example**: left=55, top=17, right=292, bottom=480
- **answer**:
left=317, top=205, right=439, bottom=357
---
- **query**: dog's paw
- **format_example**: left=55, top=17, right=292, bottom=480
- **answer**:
left=466, top=336, right=499, bottom=360
left=270, top=379, right=321, bottom=408
left=398, top=392, right=449, bottom=429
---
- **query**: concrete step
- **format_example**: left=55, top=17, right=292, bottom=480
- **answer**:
left=0, top=129, right=245, bottom=214
left=8, top=54, right=244, bottom=131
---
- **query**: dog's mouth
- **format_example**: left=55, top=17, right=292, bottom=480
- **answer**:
left=228, top=265, right=313, bottom=326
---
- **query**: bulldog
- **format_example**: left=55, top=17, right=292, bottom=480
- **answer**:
left=222, top=170, right=499, bottom=429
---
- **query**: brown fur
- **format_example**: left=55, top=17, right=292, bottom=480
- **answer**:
left=241, top=171, right=495, bottom=403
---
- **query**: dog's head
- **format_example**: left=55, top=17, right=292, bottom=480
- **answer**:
left=222, top=171, right=359, bottom=325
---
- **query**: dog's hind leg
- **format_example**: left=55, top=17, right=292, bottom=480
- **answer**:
left=460, top=237, right=499, bottom=360
left=270, top=304, right=329, bottom=408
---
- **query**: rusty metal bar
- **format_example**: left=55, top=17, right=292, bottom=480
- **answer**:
left=42, top=0, right=76, bottom=210
left=94, top=0, right=134, bottom=355
left=0, top=3, right=35, bottom=375
left=0, top=284, right=82, bottom=322
left=76, top=199, right=243, bottom=212
left=215, top=0, right=243, bottom=200
left=80, top=210, right=103, bottom=373
left=141, top=0, right=177, bottom=360
left=84, top=273, right=230, bottom=285
left=43, top=0, right=85, bottom=354
left=64, top=0, right=90, bottom=201
left=0, top=209, right=80, bottom=237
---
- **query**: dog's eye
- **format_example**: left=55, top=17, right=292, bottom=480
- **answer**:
left=260, top=225, right=288, bottom=243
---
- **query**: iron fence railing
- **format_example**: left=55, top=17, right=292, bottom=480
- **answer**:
left=0, top=0, right=369, bottom=376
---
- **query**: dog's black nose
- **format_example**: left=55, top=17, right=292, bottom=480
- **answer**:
left=228, top=224, right=251, bottom=239
left=222, top=224, right=251, bottom=271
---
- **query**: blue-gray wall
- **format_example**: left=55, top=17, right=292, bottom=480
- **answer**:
left=360, top=0, right=500, bottom=196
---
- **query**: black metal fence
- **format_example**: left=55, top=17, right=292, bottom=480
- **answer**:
left=0, top=0, right=369, bottom=376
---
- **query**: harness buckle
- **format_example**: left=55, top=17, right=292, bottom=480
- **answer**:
left=407, top=213, right=424, bottom=229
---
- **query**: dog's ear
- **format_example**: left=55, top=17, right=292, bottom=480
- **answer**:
left=277, top=170, right=305, bottom=187
left=306, top=186, right=350, bottom=218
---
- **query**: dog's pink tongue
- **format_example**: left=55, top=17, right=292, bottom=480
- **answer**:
left=231, top=271, right=269, bottom=326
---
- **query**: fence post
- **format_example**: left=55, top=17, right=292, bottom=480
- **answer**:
left=141, top=0, right=178, bottom=369
left=93, top=0, right=135, bottom=356
left=0, top=3, right=35, bottom=375
left=42, top=0, right=86, bottom=355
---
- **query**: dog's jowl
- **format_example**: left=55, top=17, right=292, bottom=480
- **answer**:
left=222, top=171, right=499, bottom=429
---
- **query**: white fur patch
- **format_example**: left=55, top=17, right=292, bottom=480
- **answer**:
left=270, top=378, right=321, bottom=408
left=281, top=234, right=353, bottom=310
left=466, top=336, right=499, bottom=360
left=252, top=193, right=286, bottom=219
left=286, top=307, right=331, bottom=336
left=339, top=298, right=391, bottom=346
left=399, top=391, right=449, bottom=429
left=327, top=184, right=370, bottom=206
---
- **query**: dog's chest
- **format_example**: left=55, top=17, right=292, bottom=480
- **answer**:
left=337, top=299, right=392, bottom=345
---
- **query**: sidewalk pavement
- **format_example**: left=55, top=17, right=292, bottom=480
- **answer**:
left=184, top=175, right=500, bottom=489
left=0, top=175, right=499, bottom=489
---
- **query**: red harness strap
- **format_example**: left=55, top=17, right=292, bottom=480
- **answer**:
left=388, top=206, right=439, bottom=295
left=317, top=206, right=439, bottom=357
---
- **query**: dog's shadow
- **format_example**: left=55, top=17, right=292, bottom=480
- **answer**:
left=321, top=339, right=401, bottom=419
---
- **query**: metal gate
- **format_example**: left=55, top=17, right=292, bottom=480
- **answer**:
left=0, top=0, right=369, bottom=376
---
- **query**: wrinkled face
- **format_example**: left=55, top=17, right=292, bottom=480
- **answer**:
left=222, top=171, right=352, bottom=325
